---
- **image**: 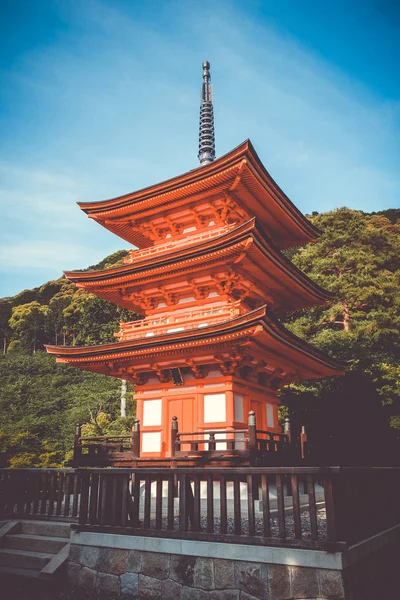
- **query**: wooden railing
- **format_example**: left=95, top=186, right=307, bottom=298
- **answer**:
left=115, top=304, right=240, bottom=341
left=1, top=466, right=400, bottom=551
left=123, top=224, right=234, bottom=263
left=71, top=412, right=298, bottom=467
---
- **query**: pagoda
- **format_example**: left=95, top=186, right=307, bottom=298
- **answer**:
left=46, top=62, right=346, bottom=460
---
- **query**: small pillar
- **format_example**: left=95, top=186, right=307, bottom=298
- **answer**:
left=171, top=416, right=179, bottom=457
left=284, top=417, right=292, bottom=444
left=73, top=423, right=82, bottom=461
left=131, top=419, right=140, bottom=458
left=300, top=425, right=308, bottom=459
left=248, top=410, right=257, bottom=452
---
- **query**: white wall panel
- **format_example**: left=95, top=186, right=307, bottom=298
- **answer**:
left=143, top=399, right=162, bottom=426
left=142, top=432, right=161, bottom=453
left=204, top=393, right=226, bottom=422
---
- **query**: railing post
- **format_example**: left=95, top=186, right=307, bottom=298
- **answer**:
left=208, top=432, right=216, bottom=452
left=171, top=416, right=178, bottom=457
left=131, top=419, right=140, bottom=458
left=73, top=423, right=82, bottom=462
left=248, top=410, right=257, bottom=459
left=300, top=425, right=308, bottom=459
left=284, top=417, right=291, bottom=444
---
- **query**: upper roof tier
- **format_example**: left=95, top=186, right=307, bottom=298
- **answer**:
left=78, top=140, right=320, bottom=251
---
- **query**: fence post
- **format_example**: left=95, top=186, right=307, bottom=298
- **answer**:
left=73, top=423, right=82, bottom=462
left=171, top=416, right=178, bottom=457
left=284, top=417, right=291, bottom=443
left=300, top=425, right=308, bottom=459
left=248, top=410, right=257, bottom=461
left=132, top=419, right=140, bottom=458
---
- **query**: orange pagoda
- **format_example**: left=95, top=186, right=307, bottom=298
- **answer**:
left=46, top=62, right=346, bottom=463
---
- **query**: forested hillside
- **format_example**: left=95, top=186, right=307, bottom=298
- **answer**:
left=0, top=208, right=399, bottom=466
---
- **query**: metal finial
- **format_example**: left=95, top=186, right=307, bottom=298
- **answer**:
left=198, top=61, right=215, bottom=166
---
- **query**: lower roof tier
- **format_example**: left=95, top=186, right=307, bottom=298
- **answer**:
left=65, top=219, right=333, bottom=315
left=45, top=306, right=347, bottom=387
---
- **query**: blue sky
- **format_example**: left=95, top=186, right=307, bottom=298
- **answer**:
left=0, top=0, right=399, bottom=298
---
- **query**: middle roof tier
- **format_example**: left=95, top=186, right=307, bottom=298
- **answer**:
left=65, top=218, right=332, bottom=315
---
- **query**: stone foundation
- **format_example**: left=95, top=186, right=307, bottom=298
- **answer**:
left=67, top=525, right=400, bottom=599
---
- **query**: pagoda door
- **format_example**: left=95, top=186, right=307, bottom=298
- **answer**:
left=167, top=396, right=195, bottom=455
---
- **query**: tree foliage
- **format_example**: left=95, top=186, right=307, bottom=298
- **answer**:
left=0, top=212, right=399, bottom=466
left=281, top=208, right=400, bottom=459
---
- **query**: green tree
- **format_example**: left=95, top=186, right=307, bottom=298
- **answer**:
left=9, top=302, right=49, bottom=353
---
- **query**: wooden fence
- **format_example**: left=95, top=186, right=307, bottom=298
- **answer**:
left=1, top=466, right=400, bottom=551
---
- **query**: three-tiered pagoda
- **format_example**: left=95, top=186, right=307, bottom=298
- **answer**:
left=46, top=62, right=346, bottom=459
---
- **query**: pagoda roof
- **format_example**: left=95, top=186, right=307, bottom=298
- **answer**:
left=78, top=140, right=320, bottom=250
left=64, top=219, right=333, bottom=314
left=45, top=306, right=347, bottom=382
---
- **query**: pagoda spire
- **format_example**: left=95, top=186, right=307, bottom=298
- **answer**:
left=198, top=61, right=216, bottom=166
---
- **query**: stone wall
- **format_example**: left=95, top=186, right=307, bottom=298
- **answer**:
left=67, top=525, right=400, bottom=600
left=68, top=539, right=345, bottom=599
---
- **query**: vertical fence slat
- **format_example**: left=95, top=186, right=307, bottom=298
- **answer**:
left=247, top=474, right=255, bottom=537
left=261, top=474, right=271, bottom=538
left=131, top=473, right=140, bottom=528
left=167, top=475, right=174, bottom=531
left=111, top=475, right=118, bottom=526
left=72, top=473, right=79, bottom=518
left=179, top=474, right=188, bottom=532
left=206, top=474, right=214, bottom=534
left=144, top=476, right=151, bottom=529
left=56, top=472, right=64, bottom=516
left=79, top=471, right=90, bottom=525
left=233, top=475, right=241, bottom=535
left=47, top=473, right=56, bottom=517
left=193, top=476, right=201, bottom=532
left=323, top=473, right=337, bottom=544
left=276, top=474, right=286, bottom=539
left=89, top=473, right=99, bottom=525
left=100, top=474, right=108, bottom=526
left=220, top=475, right=227, bottom=535
left=291, top=474, right=302, bottom=540
left=63, top=473, right=71, bottom=517
left=155, top=477, right=162, bottom=530
left=307, top=475, right=318, bottom=541
left=121, top=475, right=128, bottom=527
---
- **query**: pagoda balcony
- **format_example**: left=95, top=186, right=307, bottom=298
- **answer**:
left=115, top=304, right=241, bottom=341
left=123, top=223, right=236, bottom=264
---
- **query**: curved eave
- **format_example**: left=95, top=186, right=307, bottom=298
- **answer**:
left=45, top=305, right=348, bottom=379
left=63, top=219, right=333, bottom=312
left=78, top=140, right=320, bottom=249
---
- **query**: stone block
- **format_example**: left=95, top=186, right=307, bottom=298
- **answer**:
left=209, top=590, right=240, bottom=600
left=267, top=564, right=291, bottom=600
left=67, top=560, right=81, bottom=584
left=162, top=579, right=183, bottom=600
left=239, top=592, right=261, bottom=600
left=194, top=557, right=215, bottom=590
left=318, top=569, right=345, bottom=599
left=214, top=559, right=235, bottom=590
left=97, top=547, right=141, bottom=575
left=95, top=572, right=120, bottom=595
left=120, top=572, right=139, bottom=597
left=170, top=555, right=196, bottom=586
left=80, top=545, right=100, bottom=569
left=77, top=566, right=96, bottom=590
left=181, top=587, right=209, bottom=600
left=141, top=551, right=170, bottom=579
left=290, top=566, right=319, bottom=599
left=68, top=544, right=82, bottom=564
left=139, top=574, right=162, bottom=600
left=234, top=562, right=268, bottom=600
